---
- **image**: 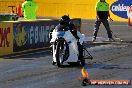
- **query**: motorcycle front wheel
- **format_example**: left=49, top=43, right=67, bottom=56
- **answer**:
left=56, top=40, right=68, bottom=67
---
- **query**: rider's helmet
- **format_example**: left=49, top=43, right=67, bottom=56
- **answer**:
left=59, top=15, right=70, bottom=25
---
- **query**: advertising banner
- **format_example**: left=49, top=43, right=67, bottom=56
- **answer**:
left=13, top=19, right=81, bottom=52
left=110, top=0, right=132, bottom=19
left=0, top=23, right=13, bottom=56
left=13, top=20, right=59, bottom=52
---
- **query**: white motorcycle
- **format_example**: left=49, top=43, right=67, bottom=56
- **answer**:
left=49, top=28, right=92, bottom=67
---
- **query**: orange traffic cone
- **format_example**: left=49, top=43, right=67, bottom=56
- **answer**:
left=128, top=6, right=132, bottom=26
left=128, top=17, right=131, bottom=26
left=17, top=4, right=23, bottom=17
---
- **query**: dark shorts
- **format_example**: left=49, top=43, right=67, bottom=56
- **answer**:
left=97, top=11, right=108, bottom=19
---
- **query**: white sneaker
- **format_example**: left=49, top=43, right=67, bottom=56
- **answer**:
left=108, top=38, right=115, bottom=42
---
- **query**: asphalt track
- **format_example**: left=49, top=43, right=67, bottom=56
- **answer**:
left=0, top=20, right=132, bottom=88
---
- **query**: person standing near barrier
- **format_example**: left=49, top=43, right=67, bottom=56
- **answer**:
left=22, top=0, right=38, bottom=20
left=93, top=0, right=114, bottom=42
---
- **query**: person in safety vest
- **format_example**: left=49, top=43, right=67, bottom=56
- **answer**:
left=22, top=0, right=38, bottom=20
left=93, top=0, right=114, bottom=42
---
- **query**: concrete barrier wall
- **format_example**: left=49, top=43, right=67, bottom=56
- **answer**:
left=13, top=20, right=58, bottom=53
left=0, top=19, right=81, bottom=56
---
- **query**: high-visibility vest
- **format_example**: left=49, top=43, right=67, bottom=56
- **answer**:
left=95, top=1, right=109, bottom=11
left=22, top=1, right=38, bottom=20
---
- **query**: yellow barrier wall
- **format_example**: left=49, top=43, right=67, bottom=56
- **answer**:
left=0, top=0, right=22, bottom=14
left=0, top=0, right=127, bottom=21
left=0, top=22, right=13, bottom=56
left=36, top=0, right=127, bottom=21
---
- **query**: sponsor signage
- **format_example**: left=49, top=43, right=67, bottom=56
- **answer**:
left=110, top=0, right=132, bottom=19
left=0, top=23, right=13, bottom=56
left=13, top=20, right=58, bottom=52
left=13, top=19, right=81, bottom=52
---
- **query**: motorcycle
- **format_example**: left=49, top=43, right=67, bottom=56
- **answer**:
left=49, top=28, right=93, bottom=67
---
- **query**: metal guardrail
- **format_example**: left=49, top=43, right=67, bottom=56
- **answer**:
left=0, top=13, right=18, bottom=21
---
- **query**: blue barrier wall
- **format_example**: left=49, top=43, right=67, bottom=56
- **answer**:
left=13, top=19, right=81, bottom=53
left=13, top=20, right=58, bottom=52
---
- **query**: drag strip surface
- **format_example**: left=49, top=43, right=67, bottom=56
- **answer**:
left=0, top=20, right=132, bottom=88
left=0, top=43, right=132, bottom=88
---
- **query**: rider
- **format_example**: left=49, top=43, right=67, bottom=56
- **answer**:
left=59, top=15, right=80, bottom=40
left=55, top=15, right=84, bottom=60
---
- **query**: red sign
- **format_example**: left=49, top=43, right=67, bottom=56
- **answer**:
left=0, top=27, right=10, bottom=47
